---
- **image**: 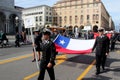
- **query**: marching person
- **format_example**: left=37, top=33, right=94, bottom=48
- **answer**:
left=88, top=31, right=94, bottom=39
left=15, top=32, right=20, bottom=47
left=110, top=31, right=117, bottom=51
left=92, top=28, right=110, bottom=75
left=32, top=29, right=42, bottom=62
left=38, top=31, right=57, bottom=80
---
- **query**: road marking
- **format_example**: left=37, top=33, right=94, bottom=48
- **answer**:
left=23, top=54, right=67, bottom=80
left=77, top=60, right=96, bottom=80
left=0, top=54, right=32, bottom=65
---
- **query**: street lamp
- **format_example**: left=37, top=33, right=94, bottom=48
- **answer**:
left=15, top=17, right=19, bottom=33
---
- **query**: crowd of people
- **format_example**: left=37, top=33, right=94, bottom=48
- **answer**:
left=15, top=31, right=27, bottom=47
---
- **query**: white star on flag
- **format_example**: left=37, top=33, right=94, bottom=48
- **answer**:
left=60, top=40, right=65, bottom=45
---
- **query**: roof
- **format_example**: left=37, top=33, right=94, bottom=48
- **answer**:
left=23, top=5, right=51, bottom=10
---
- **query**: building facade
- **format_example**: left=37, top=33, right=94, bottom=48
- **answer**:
left=22, top=5, right=52, bottom=29
left=52, top=0, right=115, bottom=31
left=0, top=0, right=22, bottom=34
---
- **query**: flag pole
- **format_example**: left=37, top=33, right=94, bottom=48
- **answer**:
left=30, top=28, right=39, bottom=70
left=53, top=34, right=60, bottom=42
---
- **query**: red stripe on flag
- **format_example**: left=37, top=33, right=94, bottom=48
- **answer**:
left=55, top=44, right=92, bottom=54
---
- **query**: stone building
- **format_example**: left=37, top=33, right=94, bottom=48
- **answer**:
left=0, top=0, right=23, bottom=34
left=52, top=0, right=115, bottom=31
left=22, top=5, right=52, bottom=30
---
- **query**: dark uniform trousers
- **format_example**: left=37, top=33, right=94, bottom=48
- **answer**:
left=38, top=62, right=55, bottom=80
left=93, top=35, right=110, bottom=73
left=38, top=40, right=56, bottom=80
left=96, top=54, right=107, bottom=72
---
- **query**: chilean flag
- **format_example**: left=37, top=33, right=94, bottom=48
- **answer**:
left=54, top=35, right=95, bottom=54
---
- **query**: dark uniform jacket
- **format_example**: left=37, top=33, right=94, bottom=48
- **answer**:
left=40, top=40, right=57, bottom=67
left=110, top=34, right=118, bottom=42
left=93, top=35, right=110, bottom=56
left=34, top=33, right=42, bottom=51
left=15, top=34, right=20, bottom=41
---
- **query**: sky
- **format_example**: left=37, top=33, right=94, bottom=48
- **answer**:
left=15, top=0, right=120, bottom=31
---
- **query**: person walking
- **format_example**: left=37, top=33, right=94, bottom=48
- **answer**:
left=110, top=31, right=117, bottom=51
left=15, top=32, right=20, bottom=47
left=38, top=31, right=57, bottom=80
left=92, top=28, right=110, bottom=75
left=88, top=31, right=94, bottom=39
left=32, top=29, right=42, bottom=62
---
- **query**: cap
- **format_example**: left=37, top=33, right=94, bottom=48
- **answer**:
left=33, top=29, right=40, bottom=32
left=98, top=27, right=104, bottom=32
left=43, top=31, right=51, bottom=36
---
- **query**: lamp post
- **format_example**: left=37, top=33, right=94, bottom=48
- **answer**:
left=15, top=17, right=19, bottom=33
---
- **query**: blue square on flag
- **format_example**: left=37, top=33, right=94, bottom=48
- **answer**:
left=54, top=35, right=70, bottom=48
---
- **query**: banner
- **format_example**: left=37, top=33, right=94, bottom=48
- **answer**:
left=24, top=17, right=35, bottom=28
left=54, top=35, right=95, bottom=54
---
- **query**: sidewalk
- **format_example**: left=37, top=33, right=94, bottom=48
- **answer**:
left=7, top=35, right=32, bottom=47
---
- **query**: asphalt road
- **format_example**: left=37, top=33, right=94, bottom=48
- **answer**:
left=0, top=44, right=120, bottom=80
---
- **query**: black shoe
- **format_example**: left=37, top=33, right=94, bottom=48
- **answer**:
left=103, top=68, right=105, bottom=70
left=32, top=59, right=36, bottom=62
left=96, top=71, right=100, bottom=75
left=102, top=66, right=105, bottom=70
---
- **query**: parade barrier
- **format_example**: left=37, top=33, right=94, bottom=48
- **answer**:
left=54, top=35, right=95, bottom=54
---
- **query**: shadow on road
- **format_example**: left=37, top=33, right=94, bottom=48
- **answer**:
left=83, top=75, right=112, bottom=80
left=106, top=57, right=120, bottom=67
left=61, top=54, right=120, bottom=71
left=66, top=54, right=95, bottom=64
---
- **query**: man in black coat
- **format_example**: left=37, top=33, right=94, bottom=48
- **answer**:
left=88, top=31, right=94, bottom=39
left=110, top=32, right=118, bottom=51
left=38, top=31, right=57, bottom=80
left=92, top=28, right=110, bottom=75
left=15, top=32, right=20, bottom=47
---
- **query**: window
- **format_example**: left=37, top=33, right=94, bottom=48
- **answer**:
left=75, top=1, right=77, bottom=9
left=81, top=5, right=83, bottom=8
left=36, top=17, right=38, bottom=22
left=75, top=15, right=78, bottom=24
left=64, top=16, right=67, bottom=23
left=96, top=14, right=99, bottom=20
left=80, top=15, right=84, bottom=23
left=81, top=10, right=83, bottom=13
left=40, top=23, right=42, bottom=25
left=81, top=0, right=83, bottom=3
left=39, top=16, right=42, bottom=21
left=49, top=17, right=52, bottom=22
left=87, top=0, right=89, bottom=3
left=46, top=12, right=48, bottom=15
left=69, top=16, right=72, bottom=24
left=93, top=14, right=99, bottom=21
left=46, top=16, right=49, bottom=22
left=36, top=23, right=38, bottom=27
left=93, top=3, right=98, bottom=7
left=87, top=15, right=90, bottom=20
left=93, top=0, right=99, bottom=2
left=59, top=17, right=62, bottom=24
left=87, top=4, right=90, bottom=8
left=93, top=14, right=96, bottom=20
